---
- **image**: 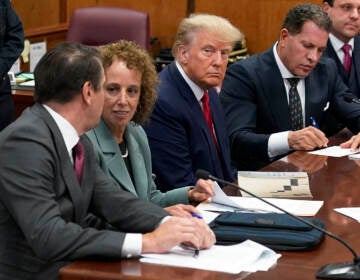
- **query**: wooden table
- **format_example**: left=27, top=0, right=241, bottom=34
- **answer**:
left=60, top=130, right=360, bottom=279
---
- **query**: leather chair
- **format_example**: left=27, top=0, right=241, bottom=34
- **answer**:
left=67, top=7, right=150, bottom=50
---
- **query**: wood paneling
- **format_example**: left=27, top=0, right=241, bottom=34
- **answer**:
left=11, top=0, right=325, bottom=69
left=196, top=0, right=322, bottom=54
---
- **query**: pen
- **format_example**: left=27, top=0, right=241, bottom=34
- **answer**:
left=191, top=213, right=203, bottom=219
left=310, top=116, right=319, bottom=129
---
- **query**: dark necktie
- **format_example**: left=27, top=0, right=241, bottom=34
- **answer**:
left=201, top=91, right=218, bottom=150
left=287, top=78, right=303, bottom=131
left=73, top=141, right=85, bottom=183
left=341, top=44, right=352, bottom=76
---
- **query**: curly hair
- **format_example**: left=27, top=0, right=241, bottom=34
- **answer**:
left=100, top=40, right=159, bottom=124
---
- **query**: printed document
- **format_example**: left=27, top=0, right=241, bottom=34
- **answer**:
left=237, top=171, right=312, bottom=198
left=197, top=182, right=323, bottom=216
left=141, top=239, right=281, bottom=274
left=309, top=146, right=359, bottom=157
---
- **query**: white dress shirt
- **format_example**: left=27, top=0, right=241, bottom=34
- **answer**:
left=267, top=43, right=306, bottom=158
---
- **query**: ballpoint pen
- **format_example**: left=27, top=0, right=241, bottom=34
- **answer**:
left=191, top=212, right=203, bottom=219
left=310, top=116, right=319, bottom=129
left=180, top=244, right=199, bottom=258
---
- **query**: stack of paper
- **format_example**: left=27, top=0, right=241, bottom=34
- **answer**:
left=197, top=182, right=323, bottom=216
left=237, top=171, right=312, bottom=198
left=140, top=240, right=281, bottom=274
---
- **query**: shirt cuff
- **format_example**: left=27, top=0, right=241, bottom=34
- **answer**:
left=121, top=233, right=142, bottom=258
left=268, top=131, right=291, bottom=158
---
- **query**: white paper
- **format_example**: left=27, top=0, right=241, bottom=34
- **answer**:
left=348, top=153, right=360, bottom=160
left=30, top=41, right=47, bottom=72
left=198, top=197, right=323, bottom=217
left=308, top=146, right=359, bottom=157
left=237, top=171, right=312, bottom=198
left=334, top=207, right=360, bottom=222
left=140, top=240, right=281, bottom=274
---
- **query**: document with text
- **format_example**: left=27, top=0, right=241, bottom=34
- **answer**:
left=141, top=239, right=281, bottom=274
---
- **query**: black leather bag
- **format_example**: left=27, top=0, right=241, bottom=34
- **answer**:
left=209, top=212, right=326, bottom=251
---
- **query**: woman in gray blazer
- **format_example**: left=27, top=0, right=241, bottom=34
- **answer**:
left=87, top=40, right=214, bottom=217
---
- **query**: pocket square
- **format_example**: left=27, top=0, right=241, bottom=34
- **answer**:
left=323, top=102, right=329, bottom=111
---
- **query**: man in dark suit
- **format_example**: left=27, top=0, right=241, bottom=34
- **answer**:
left=220, top=3, right=360, bottom=171
left=143, top=14, right=242, bottom=191
left=321, top=0, right=360, bottom=135
left=0, top=0, right=24, bottom=130
left=0, top=42, right=215, bottom=280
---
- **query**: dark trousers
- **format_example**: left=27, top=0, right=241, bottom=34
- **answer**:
left=0, top=94, right=14, bottom=131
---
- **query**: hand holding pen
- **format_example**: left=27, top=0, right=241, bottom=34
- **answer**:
left=288, top=118, right=328, bottom=151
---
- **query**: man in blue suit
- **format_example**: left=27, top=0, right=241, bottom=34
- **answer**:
left=220, top=3, right=360, bottom=171
left=143, top=14, right=242, bottom=191
left=321, top=0, right=360, bottom=135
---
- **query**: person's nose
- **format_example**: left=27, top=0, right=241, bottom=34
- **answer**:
left=349, top=7, right=360, bottom=19
left=116, top=90, right=127, bottom=105
left=307, top=49, right=320, bottom=63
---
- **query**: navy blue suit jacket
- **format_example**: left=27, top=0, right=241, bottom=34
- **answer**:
left=220, top=46, right=360, bottom=171
left=143, top=62, right=236, bottom=191
left=320, top=36, right=360, bottom=135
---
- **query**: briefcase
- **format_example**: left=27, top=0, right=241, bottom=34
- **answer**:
left=209, top=212, right=326, bottom=251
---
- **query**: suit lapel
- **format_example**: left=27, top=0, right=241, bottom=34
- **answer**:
left=351, top=36, right=360, bottom=95
left=34, top=104, right=85, bottom=223
left=94, top=120, right=138, bottom=197
left=260, top=49, right=292, bottom=130
left=126, top=125, right=149, bottom=200
left=169, top=63, right=217, bottom=155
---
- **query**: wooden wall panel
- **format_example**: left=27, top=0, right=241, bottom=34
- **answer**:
left=95, top=0, right=187, bottom=48
left=196, top=0, right=322, bottom=54
left=11, top=0, right=327, bottom=69
left=12, top=0, right=61, bottom=29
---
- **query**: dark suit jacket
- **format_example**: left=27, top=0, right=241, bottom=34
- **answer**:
left=143, top=62, right=236, bottom=191
left=0, top=104, right=168, bottom=280
left=320, top=36, right=360, bottom=135
left=0, top=0, right=24, bottom=130
left=87, top=119, right=190, bottom=207
left=220, top=46, right=360, bottom=171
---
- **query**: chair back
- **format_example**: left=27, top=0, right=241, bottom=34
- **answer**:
left=67, top=7, right=150, bottom=50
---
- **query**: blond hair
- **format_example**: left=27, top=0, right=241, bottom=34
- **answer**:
left=172, top=13, right=243, bottom=58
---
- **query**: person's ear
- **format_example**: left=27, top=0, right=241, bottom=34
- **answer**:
left=322, top=2, right=331, bottom=13
left=279, top=28, right=289, bottom=47
left=178, top=45, right=189, bottom=64
left=81, top=81, right=93, bottom=105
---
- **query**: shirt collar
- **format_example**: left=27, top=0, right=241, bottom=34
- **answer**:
left=329, top=33, right=354, bottom=52
left=273, top=42, right=298, bottom=79
left=175, top=60, right=205, bottom=102
left=43, top=104, right=79, bottom=154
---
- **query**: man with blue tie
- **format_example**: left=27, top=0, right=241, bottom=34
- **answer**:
left=220, top=3, right=360, bottom=171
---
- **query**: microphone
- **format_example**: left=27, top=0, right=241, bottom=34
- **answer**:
left=343, top=94, right=360, bottom=104
left=196, top=169, right=360, bottom=279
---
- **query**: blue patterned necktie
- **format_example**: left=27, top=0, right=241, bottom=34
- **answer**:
left=287, top=78, right=303, bottom=131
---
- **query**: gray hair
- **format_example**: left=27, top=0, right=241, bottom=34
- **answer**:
left=172, top=13, right=243, bottom=58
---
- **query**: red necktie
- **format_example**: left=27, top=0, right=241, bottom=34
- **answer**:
left=342, top=44, right=352, bottom=75
left=201, top=91, right=218, bottom=150
left=73, top=141, right=85, bottom=183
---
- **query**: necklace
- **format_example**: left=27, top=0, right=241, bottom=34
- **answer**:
left=119, top=141, right=128, bottom=158
left=121, top=147, right=128, bottom=158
